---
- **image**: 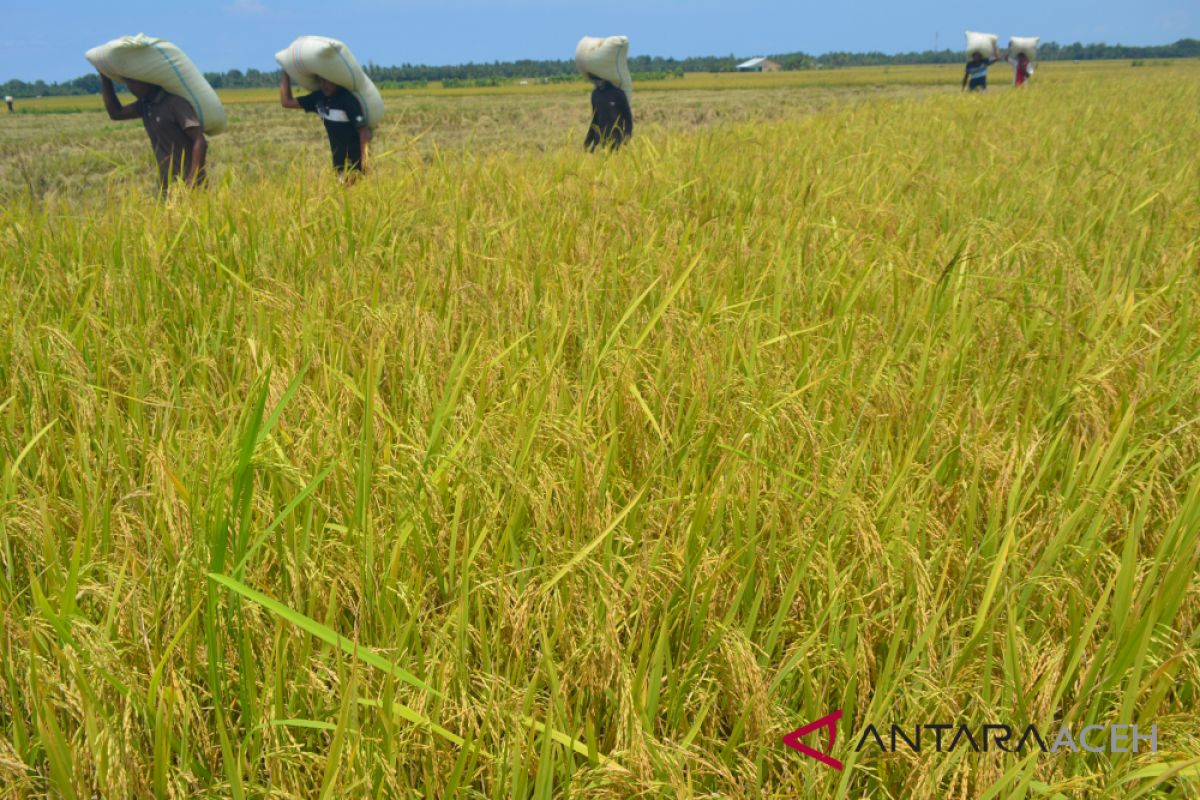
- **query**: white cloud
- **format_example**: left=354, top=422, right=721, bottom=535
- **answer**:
left=226, top=0, right=268, bottom=15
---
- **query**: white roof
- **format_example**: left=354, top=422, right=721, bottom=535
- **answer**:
left=737, top=57, right=769, bottom=68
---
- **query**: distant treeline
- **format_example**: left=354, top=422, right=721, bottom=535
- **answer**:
left=4, top=38, right=1197, bottom=97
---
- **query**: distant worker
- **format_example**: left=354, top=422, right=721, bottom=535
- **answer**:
left=962, top=45, right=1001, bottom=92
left=98, top=75, right=207, bottom=193
left=584, top=75, right=633, bottom=152
left=5, top=96, right=13, bottom=113
left=279, top=73, right=371, bottom=177
left=1012, top=52, right=1034, bottom=87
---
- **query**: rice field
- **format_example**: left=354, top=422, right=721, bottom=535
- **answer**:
left=1, top=60, right=1199, bottom=798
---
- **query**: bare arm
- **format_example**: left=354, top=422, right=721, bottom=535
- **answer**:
left=280, top=74, right=302, bottom=109
left=100, top=75, right=139, bottom=120
left=358, top=126, right=372, bottom=173
left=185, top=127, right=207, bottom=186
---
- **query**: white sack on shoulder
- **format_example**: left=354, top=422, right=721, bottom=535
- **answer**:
left=276, top=36, right=385, bottom=128
left=1008, top=36, right=1040, bottom=60
left=85, top=34, right=227, bottom=134
left=964, top=31, right=999, bottom=59
left=576, top=36, right=633, bottom=101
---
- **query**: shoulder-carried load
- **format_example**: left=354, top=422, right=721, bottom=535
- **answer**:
left=1008, top=36, right=1040, bottom=60
left=276, top=36, right=385, bottom=128
left=964, top=31, right=999, bottom=59
left=85, top=34, right=227, bottom=134
left=576, top=36, right=633, bottom=102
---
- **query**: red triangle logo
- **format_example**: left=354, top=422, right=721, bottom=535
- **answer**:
left=783, top=710, right=844, bottom=771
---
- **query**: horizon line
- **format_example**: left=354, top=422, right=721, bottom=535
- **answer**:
left=3, top=35, right=1196, bottom=86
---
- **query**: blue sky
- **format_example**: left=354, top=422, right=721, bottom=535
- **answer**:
left=3, top=0, right=1197, bottom=82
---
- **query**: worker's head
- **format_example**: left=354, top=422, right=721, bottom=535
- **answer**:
left=124, top=78, right=158, bottom=99
left=319, top=78, right=338, bottom=96
left=969, top=52, right=984, bottom=64
left=587, top=73, right=607, bottom=88
left=1017, top=53, right=1029, bottom=65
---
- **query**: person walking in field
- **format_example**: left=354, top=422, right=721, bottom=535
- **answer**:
left=585, top=75, right=632, bottom=152
left=5, top=96, right=13, bottom=113
left=962, top=45, right=1002, bottom=92
left=1011, top=52, right=1034, bottom=87
left=279, top=73, right=372, bottom=177
left=98, top=75, right=208, bottom=193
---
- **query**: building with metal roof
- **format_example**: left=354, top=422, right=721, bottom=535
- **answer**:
left=736, top=57, right=783, bottom=72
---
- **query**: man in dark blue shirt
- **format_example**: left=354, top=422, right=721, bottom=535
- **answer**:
left=280, top=74, right=372, bottom=175
left=962, top=47, right=1002, bottom=92
left=585, top=76, right=633, bottom=152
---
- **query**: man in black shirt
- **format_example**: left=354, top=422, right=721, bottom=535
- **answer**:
left=585, top=76, right=632, bottom=152
left=280, top=74, right=372, bottom=175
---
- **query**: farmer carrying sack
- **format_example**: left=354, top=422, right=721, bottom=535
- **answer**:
left=576, top=36, right=633, bottom=101
left=276, top=36, right=385, bottom=128
left=86, top=34, right=227, bottom=134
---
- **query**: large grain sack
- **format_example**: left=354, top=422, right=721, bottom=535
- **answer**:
left=576, top=36, right=632, bottom=101
left=1008, top=36, right=1040, bottom=60
left=276, top=36, right=385, bottom=128
left=964, top=31, right=999, bottom=59
left=85, top=34, right=227, bottom=134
